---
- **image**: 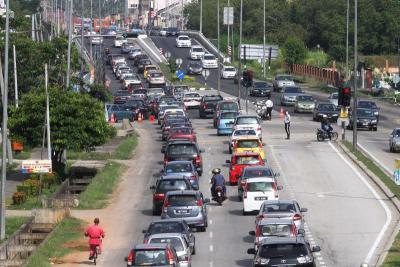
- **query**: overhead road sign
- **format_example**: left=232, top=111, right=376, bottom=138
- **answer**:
left=21, top=160, right=52, bottom=174
left=240, top=44, right=279, bottom=60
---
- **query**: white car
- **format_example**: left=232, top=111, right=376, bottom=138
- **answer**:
left=221, top=65, right=237, bottom=79
left=91, top=34, right=103, bottom=45
left=176, top=35, right=191, bottom=48
left=183, top=92, right=201, bottom=109
left=148, top=71, right=166, bottom=87
left=189, top=45, right=205, bottom=60
left=160, top=27, right=168, bottom=36
left=328, top=92, right=338, bottom=107
left=233, top=115, right=263, bottom=141
left=123, top=74, right=141, bottom=88
left=229, top=129, right=258, bottom=153
left=114, top=35, right=127, bottom=47
left=242, top=177, right=282, bottom=214
left=201, top=53, right=218, bottom=69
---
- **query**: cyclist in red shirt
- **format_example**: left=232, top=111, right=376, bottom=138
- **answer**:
left=85, top=217, right=105, bottom=260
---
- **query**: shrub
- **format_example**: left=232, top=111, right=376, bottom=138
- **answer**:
left=12, top=192, right=27, bottom=205
left=42, top=173, right=58, bottom=188
left=18, top=179, right=41, bottom=196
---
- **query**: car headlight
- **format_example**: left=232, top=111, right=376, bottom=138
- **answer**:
left=374, top=111, right=379, bottom=116
left=255, top=257, right=270, bottom=265
left=284, top=96, right=290, bottom=100
left=371, top=119, right=377, bottom=123
left=297, top=255, right=312, bottom=263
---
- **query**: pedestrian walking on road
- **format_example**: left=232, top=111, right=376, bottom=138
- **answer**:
left=265, top=97, right=273, bottom=121
left=284, top=111, right=291, bottom=139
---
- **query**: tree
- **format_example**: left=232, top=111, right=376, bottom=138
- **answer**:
left=283, top=37, right=307, bottom=67
left=8, top=87, right=116, bottom=165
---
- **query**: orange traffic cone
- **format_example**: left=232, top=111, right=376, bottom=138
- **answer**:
left=109, top=113, right=116, bottom=123
left=138, top=113, right=143, bottom=123
left=279, top=108, right=284, bottom=118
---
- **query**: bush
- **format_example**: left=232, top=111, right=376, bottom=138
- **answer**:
left=283, top=37, right=308, bottom=66
left=12, top=192, right=27, bottom=205
left=17, top=179, right=41, bottom=196
left=42, top=173, right=58, bottom=189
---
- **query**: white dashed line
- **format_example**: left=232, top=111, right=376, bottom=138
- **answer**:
left=138, top=167, right=144, bottom=175
left=209, top=261, right=213, bottom=267
left=209, top=219, right=213, bottom=225
left=209, top=244, right=214, bottom=252
left=209, top=231, right=213, bottom=238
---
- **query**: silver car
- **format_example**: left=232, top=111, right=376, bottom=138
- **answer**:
left=328, top=92, right=339, bottom=107
left=148, top=233, right=193, bottom=267
left=238, top=166, right=279, bottom=200
left=390, top=128, right=400, bottom=152
left=273, top=74, right=295, bottom=92
left=161, top=190, right=209, bottom=232
left=280, top=86, right=303, bottom=106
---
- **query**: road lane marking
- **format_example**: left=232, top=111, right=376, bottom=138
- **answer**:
left=138, top=167, right=144, bottom=175
left=209, top=244, right=214, bottom=252
left=329, top=141, right=392, bottom=264
left=209, top=231, right=213, bottom=238
left=209, top=219, right=213, bottom=225
left=357, top=142, right=393, bottom=174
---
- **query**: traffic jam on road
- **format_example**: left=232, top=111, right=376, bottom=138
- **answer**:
left=96, top=26, right=399, bottom=267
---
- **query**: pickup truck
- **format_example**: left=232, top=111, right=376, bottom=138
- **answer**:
left=107, top=104, right=135, bottom=122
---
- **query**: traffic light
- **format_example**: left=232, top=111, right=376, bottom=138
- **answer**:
left=338, top=86, right=351, bottom=107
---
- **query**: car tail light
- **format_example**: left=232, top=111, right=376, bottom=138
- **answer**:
left=153, top=193, right=165, bottom=201
left=167, top=249, right=174, bottom=264
left=293, top=214, right=302, bottom=221
left=163, top=158, right=168, bottom=165
left=291, top=225, right=297, bottom=236
left=195, top=156, right=201, bottom=165
left=257, top=126, right=262, bottom=131
left=256, top=214, right=265, bottom=220
left=197, top=199, right=203, bottom=207
left=127, top=250, right=134, bottom=265
left=115, top=96, right=120, bottom=100
left=189, top=175, right=197, bottom=180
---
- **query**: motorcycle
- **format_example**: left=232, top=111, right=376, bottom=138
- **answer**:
left=254, top=101, right=268, bottom=120
left=213, top=186, right=226, bottom=205
left=316, top=129, right=338, bottom=141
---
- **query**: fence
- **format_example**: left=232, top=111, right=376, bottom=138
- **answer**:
left=291, top=64, right=341, bottom=87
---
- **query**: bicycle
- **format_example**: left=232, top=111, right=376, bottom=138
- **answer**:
left=91, top=244, right=100, bottom=265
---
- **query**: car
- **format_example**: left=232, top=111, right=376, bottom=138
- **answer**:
left=280, top=86, right=303, bottom=106
left=148, top=87, right=166, bottom=97
left=312, top=102, right=339, bottom=122
left=113, top=62, right=128, bottom=74
left=122, top=74, right=142, bottom=89
left=160, top=27, right=168, bottom=36
left=238, top=166, right=278, bottom=200
left=250, top=81, right=272, bottom=97
left=137, top=59, right=152, bottom=73
left=111, top=54, right=126, bottom=66
left=217, top=111, right=239, bottom=136
left=201, top=54, right=218, bottom=69
left=128, top=84, right=145, bottom=93
left=114, top=90, right=132, bottom=104
left=229, top=129, right=258, bottom=153
left=162, top=161, right=199, bottom=190
left=189, top=45, right=205, bottom=60
left=131, top=89, right=147, bottom=98
left=348, top=108, right=378, bottom=131
left=158, top=104, right=182, bottom=122
left=142, top=219, right=195, bottom=253
left=128, top=47, right=142, bottom=59
left=256, top=199, right=308, bottom=231
left=167, top=127, right=197, bottom=144
left=124, top=98, right=148, bottom=119
left=182, top=92, right=201, bottom=109
left=167, top=27, right=180, bottom=36
left=226, top=152, right=265, bottom=185
left=116, top=67, right=132, bottom=80
left=176, top=35, right=191, bottom=48
left=358, top=100, right=380, bottom=120
left=198, top=95, right=224, bottom=118
left=249, top=218, right=298, bottom=248
left=124, top=243, right=180, bottom=267
left=107, top=104, right=135, bottom=122
left=242, top=177, right=282, bottom=214
left=121, top=43, right=134, bottom=54
left=221, top=65, right=237, bottom=79
left=148, top=71, right=166, bottom=87
left=233, top=115, right=262, bottom=141
left=133, top=54, right=149, bottom=66
left=232, top=136, right=266, bottom=160
left=390, top=128, right=400, bottom=152
left=273, top=74, right=295, bottom=92
left=213, top=100, right=240, bottom=128
left=247, top=236, right=321, bottom=267
left=114, top=35, right=127, bottom=47
left=161, top=190, right=210, bottom=232
left=328, top=92, right=339, bottom=106
left=294, top=94, right=316, bottom=113
left=150, top=176, right=193, bottom=215
left=163, top=141, right=204, bottom=175
left=186, top=61, right=203, bottom=75
left=173, top=85, right=190, bottom=96
left=160, top=110, right=186, bottom=129
left=147, top=233, right=193, bottom=266
left=144, top=65, right=159, bottom=79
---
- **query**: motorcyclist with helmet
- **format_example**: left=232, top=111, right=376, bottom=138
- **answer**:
left=210, top=168, right=226, bottom=198
left=320, top=115, right=333, bottom=139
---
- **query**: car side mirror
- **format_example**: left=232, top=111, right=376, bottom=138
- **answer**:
left=311, top=246, right=321, bottom=252
left=300, top=208, right=308, bottom=212
left=277, top=185, right=283, bottom=190
left=204, top=198, right=210, bottom=204
left=249, top=230, right=256, bottom=236
left=124, top=256, right=128, bottom=262
left=247, top=248, right=256, bottom=254
left=226, top=160, right=231, bottom=164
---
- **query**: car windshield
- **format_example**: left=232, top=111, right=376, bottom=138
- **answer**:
left=318, top=104, right=336, bottom=111
left=259, top=243, right=308, bottom=258
left=247, top=182, right=273, bottom=192
left=193, top=47, right=203, bottom=52
left=234, top=129, right=256, bottom=136
left=190, top=62, right=202, bottom=67
left=170, top=128, right=191, bottom=135
left=168, top=144, right=197, bottom=155
left=358, top=101, right=377, bottom=109
left=115, top=91, right=130, bottom=96
left=220, top=102, right=238, bottom=111
left=236, top=156, right=260, bottom=165
left=134, top=249, right=168, bottom=266
left=263, top=203, right=296, bottom=213
left=259, top=224, right=292, bottom=237
left=284, top=87, right=302, bottom=93
left=158, top=180, right=189, bottom=193
left=220, top=112, right=238, bottom=119
left=185, top=93, right=200, bottom=98
left=254, top=82, right=268, bottom=88
left=224, top=67, right=235, bottom=72
left=148, top=222, right=184, bottom=235
left=277, top=75, right=293, bottom=81
left=237, top=140, right=259, bottom=148
left=179, top=36, right=189, bottom=40
left=243, top=168, right=273, bottom=178
left=204, top=55, right=215, bottom=60
left=168, top=195, right=197, bottom=206
left=357, top=109, right=374, bottom=116
left=166, top=163, right=193, bottom=173
left=297, top=95, right=314, bottom=101
left=150, top=237, right=184, bottom=252
left=133, top=89, right=147, bottom=95
left=236, top=117, right=258, bottom=125
left=149, top=89, right=164, bottom=94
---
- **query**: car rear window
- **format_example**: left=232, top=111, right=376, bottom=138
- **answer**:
left=133, top=89, right=147, bottom=95
left=318, top=104, right=336, bottom=111
left=150, top=237, right=184, bottom=251
left=284, top=87, right=302, bottom=93
left=236, top=156, right=260, bottom=165
left=358, top=101, right=377, bottom=109
left=297, top=95, right=313, bottom=101
left=151, top=73, right=164, bottom=78
left=234, top=129, right=256, bottom=136
left=254, top=82, right=268, bottom=88
left=185, top=93, right=200, bottom=98
left=237, top=140, right=259, bottom=148
left=204, top=96, right=223, bottom=102
left=170, top=128, right=191, bottom=135
left=247, top=182, right=273, bottom=192
left=357, top=109, right=374, bottom=116
left=167, top=144, right=197, bottom=156
left=243, top=168, right=272, bottom=178
left=220, top=102, right=238, bottom=111
left=168, top=195, right=197, bottom=206
left=157, top=180, right=189, bottom=193
left=224, top=67, right=235, bottom=72
left=220, top=112, right=237, bottom=119
left=179, top=36, right=190, bottom=40
left=236, top=117, right=258, bottom=125
left=204, top=55, right=215, bottom=60
left=126, top=100, right=145, bottom=107
left=263, top=203, right=296, bottom=213
left=148, top=222, right=184, bottom=235
left=259, top=224, right=292, bottom=237
left=134, top=249, right=168, bottom=265
left=259, top=243, right=308, bottom=258
left=166, top=163, right=193, bottom=173
left=276, top=75, right=293, bottom=81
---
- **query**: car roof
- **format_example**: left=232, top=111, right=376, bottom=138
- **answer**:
left=160, top=175, right=190, bottom=180
left=232, top=152, right=260, bottom=156
left=262, top=199, right=296, bottom=205
left=165, top=190, right=198, bottom=196
left=165, top=161, right=193, bottom=165
left=258, top=218, right=294, bottom=225
left=191, top=45, right=203, bottom=49
left=317, top=102, right=335, bottom=105
left=135, top=243, right=169, bottom=250
left=246, top=177, right=275, bottom=183
left=166, top=140, right=196, bottom=145
left=148, top=233, right=185, bottom=240
left=259, top=236, right=306, bottom=245
left=244, top=166, right=272, bottom=171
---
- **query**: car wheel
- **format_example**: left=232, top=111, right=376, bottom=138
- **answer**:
left=197, top=226, right=206, bottom=232
left=192, top=246, right=196, bottom=255
left=373, top=127, right=378, bottom=131
left=198, top=171, right=203, bottom=176
left=242, top=209, right=248, bottom=216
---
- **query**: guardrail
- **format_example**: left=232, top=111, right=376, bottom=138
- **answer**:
left=291, top=64, right=341, bottom=87
left=182, top=30, right=226, bottom=62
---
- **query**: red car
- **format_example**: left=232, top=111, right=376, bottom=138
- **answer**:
left=167, top=127, right=197, bottom=142
left=225, top=152, right=264, bottom=185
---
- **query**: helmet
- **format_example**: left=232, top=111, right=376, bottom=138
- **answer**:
left=212, top=168, right=221, bottom=174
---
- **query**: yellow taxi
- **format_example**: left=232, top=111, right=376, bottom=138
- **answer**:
left=143, top=65, right=158, bottom=79
left=232, top=136, right=266, bottom=160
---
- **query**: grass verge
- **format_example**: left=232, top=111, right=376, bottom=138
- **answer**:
left=159, top=63, right=211, bottom=89
left=25, top=217, right=86, bottom=267
left=382, top=231, right=400, bottom=267
left=1, top=216, right=29, bottom=244
left=77, top=161, right=127, bottom=209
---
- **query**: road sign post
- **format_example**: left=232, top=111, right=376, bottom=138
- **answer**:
left=202, top=69, right=210, bottom=87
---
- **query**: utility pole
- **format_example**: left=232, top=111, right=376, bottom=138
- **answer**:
left=217, top=0, right=220, bottom=94
left=199, top=0, right=202, bottom=33
left=237, top=0, right=243, bottom=103
left=262, top=0, right=266, bottom=77
left=227, top=0, right=230, bottom=63
left=13, top=45, right=18, bottom=108
left=31, top=15, right=36, bottom=41
left=45, top=64, right=52, bottom=160
left=81, top=0, right=85, bottom=72
left=346, top=0, right=349, bottom=79
left=1, top=0, right=11, bottom=240
left=180, top=0, right=184, bottom=30
left=66, top=0, right=73, bottom=89
left=352, top=0, right=358, bottom=151
left=90, top=0, right=93, bottom=61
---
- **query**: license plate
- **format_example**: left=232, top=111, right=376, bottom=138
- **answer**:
left=255, top=197, right=268, bottom=201
left=363, top=122, right=368, bottom=125
left=176, top=209, right=189, bottom=214
left=205, top=109, right=212, bottom=112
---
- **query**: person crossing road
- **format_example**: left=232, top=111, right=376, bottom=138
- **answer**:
left=284, top=111, right=291, bottom=139
left=265, top=97, right=273, bottom=121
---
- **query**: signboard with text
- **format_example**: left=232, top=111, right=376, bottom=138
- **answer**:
left=223, top=7, right=234, bottom=25
left=21, top=160, right=52, bottom=174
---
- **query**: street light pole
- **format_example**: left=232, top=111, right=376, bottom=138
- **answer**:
left=13, top=45, right=18, bottom=108
left=227, top=0, right=230, bottom=62
left=217, top=0, right=220, bottom=94
left=237, top=0, right=243, bottom=105
left=352, top=0, right=358, bottom=151
left=346, top=0, right=349, bottom=79
left=81, top=0, right=85, bottom=72
left=45, top=64, right=52, bottom=160
left=262, top=0, right=266, bottom=77
left=66, top=0, right=73, bottom=89
left=199, top=0, right=202, bottom=33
